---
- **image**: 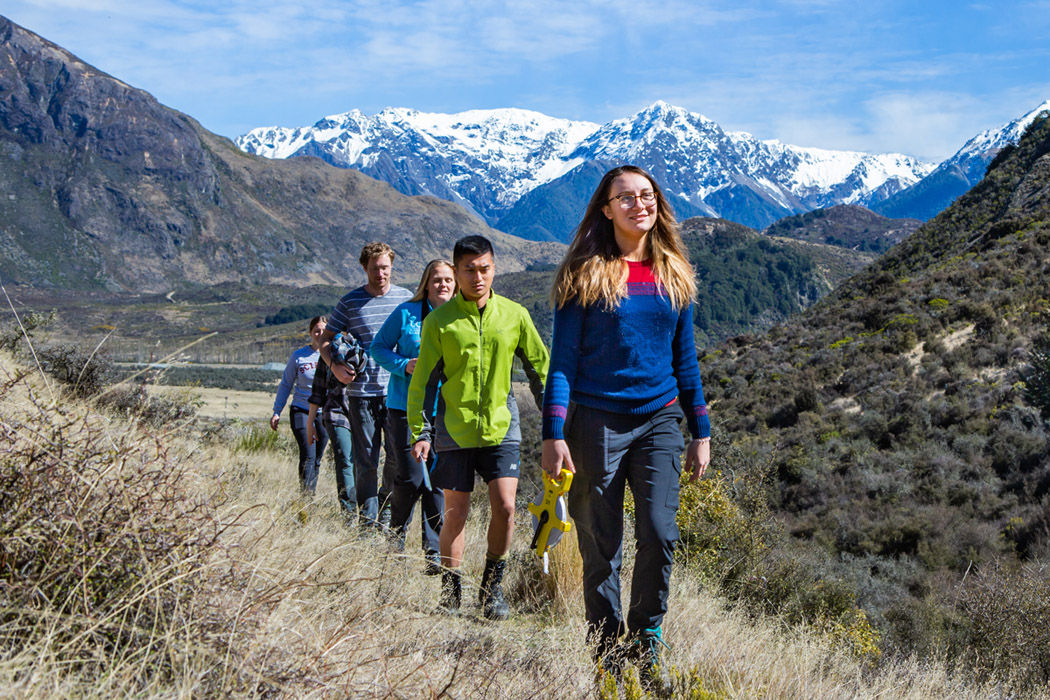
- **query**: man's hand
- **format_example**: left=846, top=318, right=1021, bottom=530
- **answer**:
left=331, top=363, right=356, bottom=384
left=306, top=421, right=317, bottom=446
left=541, top=439, right=575, bottom=478
left=412, top=439, right=431, bottom=463
left=685, top=438, right=711, bottom=482
left=269, top=413, right=280, bottom=431
left=405, top=358, right=417, bottom=375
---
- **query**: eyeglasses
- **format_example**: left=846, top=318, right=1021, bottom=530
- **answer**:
left=608, top=191, right=657, bottom=209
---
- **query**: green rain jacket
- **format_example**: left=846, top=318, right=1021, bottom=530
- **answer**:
left=407, top=292, right=549, bottom=451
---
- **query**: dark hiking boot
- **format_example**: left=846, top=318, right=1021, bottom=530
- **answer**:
left=423, top=551, right=442, bottom=576
left=378, top=503, right=392, bottom=531
left=593, top=637, right=627, bottom=690
left=478, top=557, right=510, bottom=620
left=628, top=627, right=672, bottom=696
left=438, top=569, right=461, bottom=614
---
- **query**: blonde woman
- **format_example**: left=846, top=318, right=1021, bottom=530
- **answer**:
left=371, top=259, right=456, bottom=573
left=540, top=165, right=711, bottom=686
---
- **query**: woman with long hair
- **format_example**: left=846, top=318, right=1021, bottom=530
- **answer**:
left=371, top=259, right=456, bottom=572
left=270, top=315, right=329, bottom=493
left=541, top=165, right=711, bottom=687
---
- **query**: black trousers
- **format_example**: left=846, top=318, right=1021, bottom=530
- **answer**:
left=386, top=408, right=443, bottom=554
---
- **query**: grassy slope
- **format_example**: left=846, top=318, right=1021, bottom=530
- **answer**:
left=0, top=351, right=1007, bottom=698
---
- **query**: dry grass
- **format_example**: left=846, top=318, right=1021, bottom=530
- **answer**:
left=0, top=351, right=1023, bottom=699
left=147, top=384, right=274, bottom=420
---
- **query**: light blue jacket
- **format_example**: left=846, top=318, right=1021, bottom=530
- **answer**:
left=371, top=299, right=430, bottom=412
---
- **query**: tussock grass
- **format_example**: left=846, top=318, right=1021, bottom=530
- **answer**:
left=0, top=350, right=1029, bottom=698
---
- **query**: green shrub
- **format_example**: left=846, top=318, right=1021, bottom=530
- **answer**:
left=235, top=423, right=283, bottom=453
left=1023, top=330, right=1050, bottom=420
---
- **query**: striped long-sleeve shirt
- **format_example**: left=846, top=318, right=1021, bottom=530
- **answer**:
left=327, top=284, right=412, bottom=398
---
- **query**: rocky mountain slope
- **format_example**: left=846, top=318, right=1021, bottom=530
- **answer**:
left=239, top=102, right=933, bottom=238
left=0, top=16, right=559, bottom=293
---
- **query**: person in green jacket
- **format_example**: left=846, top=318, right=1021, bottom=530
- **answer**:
left=408, top=235, right=549, bottom=619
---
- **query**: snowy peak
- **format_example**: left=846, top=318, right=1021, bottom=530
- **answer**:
left=873, top=98, right=1050, bottom=221
left=236, top=102, right=936, bottom=237
left=955, top=99, right=1050, bottom=160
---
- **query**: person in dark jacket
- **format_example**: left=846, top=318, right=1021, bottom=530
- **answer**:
left=307, top=332, right=366, bottom=518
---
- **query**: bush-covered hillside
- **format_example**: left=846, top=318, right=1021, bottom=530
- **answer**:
left=764, top=204, right=922, bottom=254
left=498, top=217, right=871, bottom=347
left=701, top=113, right=1050, bottom=669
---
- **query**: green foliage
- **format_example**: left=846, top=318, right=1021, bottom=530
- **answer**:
left=764, top=204, right=921, bottom=254
left=261, top=303, right=332, bottom=327
left=676, top=449, right=881, bottom=665
left=234, top=423, right=283, bottom=453
left=113, top=364, right=281, bottom=393
left=1023, top=329, right=1050, bottom=420
left=694, top=113, right=1050, bottom=680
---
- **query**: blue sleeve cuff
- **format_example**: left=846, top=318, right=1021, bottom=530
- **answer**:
left=688, top=411, right=711, bottom=440
left=542, top=414, right=565, bottom=441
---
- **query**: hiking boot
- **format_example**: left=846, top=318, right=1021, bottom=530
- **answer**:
left=478, top=557, right=510, bottom=620
left=628, top=627, right=672, bottom=696
left=423, top=551, right=442, bottom=576
left=378, top=503, right=392, bottom=531
left=593, top=639, right=627, bottom=688
left=438, top=569, right=461, bottom=614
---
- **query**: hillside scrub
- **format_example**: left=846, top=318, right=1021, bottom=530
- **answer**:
left=698, top=113, right=1050, bottom=675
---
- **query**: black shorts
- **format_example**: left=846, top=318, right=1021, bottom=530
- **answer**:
left=432, top=443, right=520, bottom=492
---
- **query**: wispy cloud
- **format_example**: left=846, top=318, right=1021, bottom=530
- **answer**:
left=3, top=0, right=1047, bottom=158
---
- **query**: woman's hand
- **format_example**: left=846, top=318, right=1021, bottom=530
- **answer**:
left=685, top=438, right=711, bottom=482
left=405, top=358, right=417, bottom=375
left=306, top=421, right=317, bottom=446
left=269, top=413, right=280, bottom=431
left=412, top=439, right=431, bottom=463
left=542, top=439, right=575, bottom=478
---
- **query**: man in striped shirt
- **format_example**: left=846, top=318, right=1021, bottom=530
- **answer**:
left=320, top=242, right=412, bottom=529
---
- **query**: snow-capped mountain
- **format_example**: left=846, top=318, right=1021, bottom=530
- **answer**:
left=237, top=102, right=934, bottom=240
left=875, top=99, right=1050, bottom=220
left=238, top=107, right=598, bottom=224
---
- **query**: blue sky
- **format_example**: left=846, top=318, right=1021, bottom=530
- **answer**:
left=5, top=0, right=1049, bottom=161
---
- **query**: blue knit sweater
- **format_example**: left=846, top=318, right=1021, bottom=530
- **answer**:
left=541, top=260, right=710, bottom=441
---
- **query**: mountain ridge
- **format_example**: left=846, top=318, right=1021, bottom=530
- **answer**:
left=874, top=99, right=1050, bottom=220
left=237, top=101, right=934, bottom=238
left=0, top=15, right=560, bottom=292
